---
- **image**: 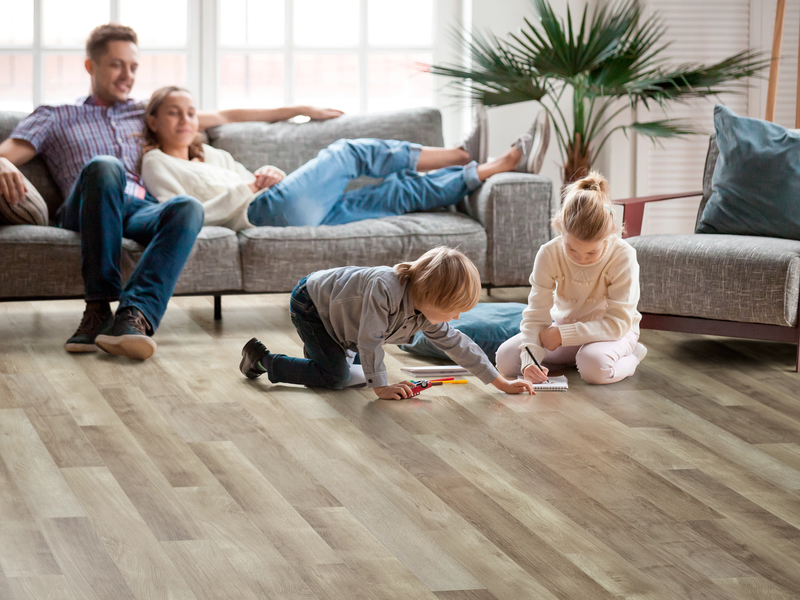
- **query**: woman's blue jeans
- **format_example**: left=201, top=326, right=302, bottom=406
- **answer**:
left=57, top=156, right=204, bottom=330
left=264, top=277, right=352, bottom=388
left=246, top=138, right=482, bottom=227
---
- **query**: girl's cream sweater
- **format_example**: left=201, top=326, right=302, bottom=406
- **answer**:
left=519, top=235, right=641, bottom=371
left=141, top=144, right=283, bottom=232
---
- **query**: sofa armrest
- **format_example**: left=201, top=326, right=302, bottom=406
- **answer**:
left=614, top=190, right=702, bottom=238
left=459, top=172, right=552, bottom=287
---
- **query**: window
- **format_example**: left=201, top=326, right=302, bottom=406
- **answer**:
left=0, top=0, right=193, bottom=111
left=0, top=0, right=440, bottom=116
left=216, top=0, right=436, bottom=113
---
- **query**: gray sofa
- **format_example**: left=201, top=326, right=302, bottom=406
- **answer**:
left=0, top=108, right=553, bottom=316
left=616, top=135, right=800, bottom=371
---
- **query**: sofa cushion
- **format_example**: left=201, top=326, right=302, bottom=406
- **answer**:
left=628, top=233, right=800, bottom=327
left=206, top=107, right=445, bottom=175
left=0, top=225, right=241, bottom=299
left=122, top=226, right=242, bottom=295
left=0, top=112, right=64, bottom=219
left=697, top=105, right=800, bottom=239
left=0, top=174, right=49, bottom=226
left=239, top=212, right=487, bottom=292
left=0, top=225, right=84, bottom=297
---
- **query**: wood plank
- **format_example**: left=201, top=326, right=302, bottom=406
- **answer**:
left=38, top=517, right=138, bottom=600
left=60, top=466, right=199, bottom=600
left=0, top=409, right=85, bottom=518
left=100, top=386, right=217, bottom=487
left=161, top=539, right=262, bottom=600
left=80, top=424, right=206, bottom=541
left=173, top=485, right=318, bottom=600
left=6, top=576, right=78, bottom=600
left=0, top=448, right=61, bottom=577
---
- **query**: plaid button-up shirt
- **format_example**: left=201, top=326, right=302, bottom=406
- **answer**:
left=11, top=95, right=147, bottom=200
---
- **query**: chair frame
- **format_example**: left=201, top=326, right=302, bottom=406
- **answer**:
left=614, top=192, right=800, bottom=372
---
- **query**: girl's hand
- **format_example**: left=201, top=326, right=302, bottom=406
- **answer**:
left=374, top=381, right=415, bottom=400
left=492, top=375, right=535, bottom=395
left=253, top=166, right=285, bottom=190
left=539, top=326, right=562, bottom=351
left=523, top=364, right=549, bottom=384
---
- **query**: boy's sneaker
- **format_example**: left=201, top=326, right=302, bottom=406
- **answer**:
left=633, top=342, right=648, bottom=363
left=94, top=307, right=157, bottom=360
left=65, top=302, right=114, bottom=353
left=240, top=337, right=270, bottom=379
left=513, top=110, right=550, bottom=174
left=457, top=103, right=488, bottom=164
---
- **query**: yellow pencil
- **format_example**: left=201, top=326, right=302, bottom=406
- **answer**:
left=430, top=379, right=468, bottom=386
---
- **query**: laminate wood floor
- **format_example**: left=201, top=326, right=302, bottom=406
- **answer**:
left=1, top=289, right=799, bottom=600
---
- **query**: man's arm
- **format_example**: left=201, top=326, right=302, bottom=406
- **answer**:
left=197, top=106, right=344, bottom=130
left=0, top=138, right=36, bottom=205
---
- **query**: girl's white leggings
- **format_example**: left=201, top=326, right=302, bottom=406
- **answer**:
left=496, top=330, right=642, bottom=385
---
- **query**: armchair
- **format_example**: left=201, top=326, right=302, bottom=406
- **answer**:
left=614, top=138, right=800, bottom=372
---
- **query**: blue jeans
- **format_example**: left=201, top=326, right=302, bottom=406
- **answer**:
left=246, top=138, right=482, bottom=227
left=57, top=156, right=204, bottom=331
left=265, top=277, right=352, bottom=388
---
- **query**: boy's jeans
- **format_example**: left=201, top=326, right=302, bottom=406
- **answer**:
left=266, top=277, right=353, bottom=388
left=246, top=138, right=482, bottom=227
left=57, top=156, right=204, bottom=330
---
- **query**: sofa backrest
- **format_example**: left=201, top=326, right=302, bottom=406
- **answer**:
left=0, top=111, right=64, bottom=220
left=205, top=107, right=444, bottom=174
left=0, top=106, right=444, bottom=219
left=696, top=134, right=719, bottom=231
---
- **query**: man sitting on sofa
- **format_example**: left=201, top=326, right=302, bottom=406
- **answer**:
left=0, top=23, right=342, bottom=361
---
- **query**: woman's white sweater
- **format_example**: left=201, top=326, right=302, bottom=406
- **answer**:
left=519, top=235, right=641, bottom=371
left=141, top=144, right=281, bottom=232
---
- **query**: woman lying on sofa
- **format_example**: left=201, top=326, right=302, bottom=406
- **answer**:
left=139, top=86, right=540, bottom=231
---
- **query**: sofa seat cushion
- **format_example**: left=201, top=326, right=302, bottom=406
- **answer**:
left=239, top=212, right=487, bottom=293
left=0, top=225, right=84, bottom=297
left=0, top=225, right=241, bottom=299
left=122, top=226, right=242, bottom=295
left=628, top=234, right=800, bottom=327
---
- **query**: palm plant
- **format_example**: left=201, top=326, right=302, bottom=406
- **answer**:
left=428, top=0, right=768, bottom=183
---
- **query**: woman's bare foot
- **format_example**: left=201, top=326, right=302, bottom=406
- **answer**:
left=476, top=146, right=521, bottom=181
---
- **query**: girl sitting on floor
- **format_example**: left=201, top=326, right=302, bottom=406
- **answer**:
left=496, top=171, right=647, bottom=385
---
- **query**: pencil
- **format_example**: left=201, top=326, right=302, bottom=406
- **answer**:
left=525, top=346, right=544, bottom=371
left=430, top=380, right=468, bottom=386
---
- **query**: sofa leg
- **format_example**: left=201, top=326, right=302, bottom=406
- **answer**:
left=214, top=295, right=222, bottom=321
left=796, top=341, right=799, bottom=373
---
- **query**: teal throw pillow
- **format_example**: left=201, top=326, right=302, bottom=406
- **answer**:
left=399, top=302, right=525, bottom=364
left=696, top=105, right=800, bottom=240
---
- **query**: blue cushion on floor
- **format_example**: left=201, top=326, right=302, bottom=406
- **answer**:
left=399, top=302, right=525, bottom=364
left=696, top=105, right=800, bottom=240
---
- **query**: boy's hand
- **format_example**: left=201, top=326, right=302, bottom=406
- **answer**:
left=374, top=381, right=415, bottom=400
left=523, top=364, right=549, bottom=384
left=492, top=375, right=535, bottom=395
left=539, top=326, right=562, bottom=351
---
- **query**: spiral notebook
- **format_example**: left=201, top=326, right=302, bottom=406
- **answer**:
left=532, top=375, right=569, bottom=391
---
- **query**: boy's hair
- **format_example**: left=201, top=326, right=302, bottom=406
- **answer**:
left=553, top=171, right=622, bottom=241
left=86, top=23, right=138, bottom=63
left=394, top=247, right=481, bottom=312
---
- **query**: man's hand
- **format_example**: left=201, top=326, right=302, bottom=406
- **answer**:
left=374, top=381, right=415, bottom=400
left=253, top=166, right=285, bottom=190
left=305, top=106, right=344, bottom=121
left=523, top=364, right=549, bottom=384
left=492, top=375, right=535, bottom=395
left=539, top=326, right=562, bottom=351
left=0, top=157, right=27, bottom=205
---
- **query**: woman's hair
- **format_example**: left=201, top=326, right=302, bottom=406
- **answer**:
left=141, top=86, right=205, bottom=165
left=86, top=24, right=138, bottom=63
left=394, top=246, right=481, bottom=312
left=552, top=171, right=621, bottom=241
